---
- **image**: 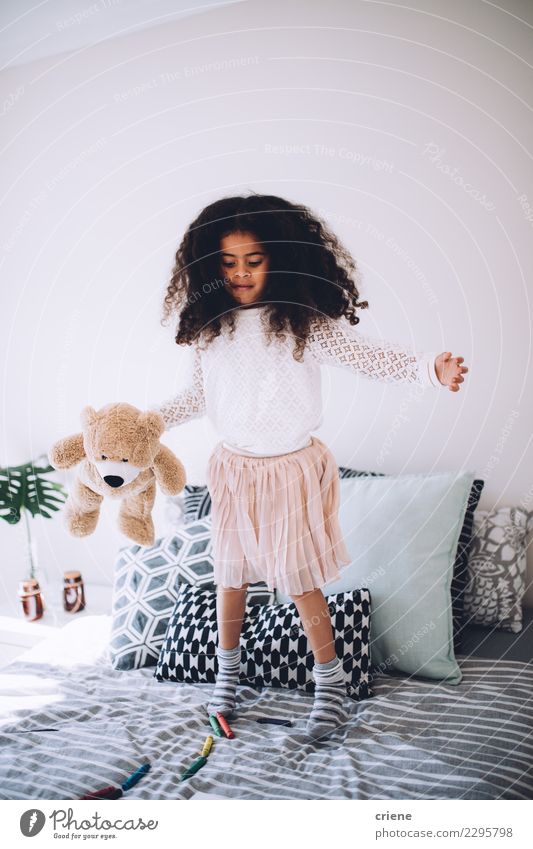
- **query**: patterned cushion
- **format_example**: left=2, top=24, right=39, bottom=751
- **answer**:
left=338, top=466, right=383, bottom=479
left=182, top=485, right=212, bottom=523
left=109, top=535, right=184, bottom=671
left=463, top=507, right=530, bottom=633
left=154, top=583, right=372, bottom=702
left=109, top=517, right=274, bottom=671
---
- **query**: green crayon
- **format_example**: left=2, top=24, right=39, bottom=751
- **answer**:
left=208, top=714, right=223, bottom=737
left=181, top=755, right=207, bottom=781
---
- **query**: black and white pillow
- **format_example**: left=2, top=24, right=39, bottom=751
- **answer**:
left=338, top=466, right=383, bottom=479
left=109, top=535, right=185, bottom=671
left=154, top=583, right=372, bottom=702
left=182, top=484, right=213, bottom=523
left=109, top=517, right=274, bottom=671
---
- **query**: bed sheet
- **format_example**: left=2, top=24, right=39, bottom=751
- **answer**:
left=0, top=616, right=532, bottom=800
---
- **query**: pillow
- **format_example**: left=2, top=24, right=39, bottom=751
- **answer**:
left=463, top=506, right=530, bottom=633
left=338, top=466, right=383, bottom=478
left=182, top=484, right=212, bottom=523
left=277, top=470, right=476, bottom=683
left=109, top=517, right=274, bottom=671
left=448, top=478, right=485, bottom=643
left=109, top=535, right=184, bottom=671
left=339, top=467, right=484, bottom=649
left=154, top=583, right=372, bottom=702
left=178, top=471, right=484, bottom=650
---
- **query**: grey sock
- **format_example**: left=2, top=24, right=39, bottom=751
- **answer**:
left=306, top=655, right=346, bottom=739
left=206, top=643, right=241, bottom=719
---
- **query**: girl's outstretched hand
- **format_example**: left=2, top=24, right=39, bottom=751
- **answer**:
left=435, top=352, right=468, bottom=392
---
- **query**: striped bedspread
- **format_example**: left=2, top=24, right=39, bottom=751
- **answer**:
left=0, top=617, right=532, bottom=800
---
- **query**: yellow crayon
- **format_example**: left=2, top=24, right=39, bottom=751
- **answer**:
left=201, top=735, right=213, bottom=757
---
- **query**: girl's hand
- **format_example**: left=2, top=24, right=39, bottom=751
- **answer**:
left=435, top=352, right=468, bottom=392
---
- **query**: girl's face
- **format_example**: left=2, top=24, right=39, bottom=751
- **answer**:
left=219, top=230, right=270, bottom=307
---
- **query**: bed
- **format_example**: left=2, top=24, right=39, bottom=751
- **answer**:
left=1, top=612, right=532, bottom=801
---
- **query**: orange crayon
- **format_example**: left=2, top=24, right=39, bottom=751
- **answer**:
left=215, top=712, right=235, bottom=739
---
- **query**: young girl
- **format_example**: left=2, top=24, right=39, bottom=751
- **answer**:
left=151, top=193, right=468, bottom=739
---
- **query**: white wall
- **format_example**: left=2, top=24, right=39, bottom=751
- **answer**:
left=1, top=0, right=532, bottom=607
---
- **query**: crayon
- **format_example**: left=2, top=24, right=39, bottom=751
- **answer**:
left=80, top=785, right=123, bottom=800
left=201, top=735, right=213, bottom=757
left=216, top=712, right=235, bottom=739
left=256, top=717, right=292, bottom=727
left=122, top=762, right=151, bottom=791
left=181, top=755, right=208, bottom=781
left=208, top=714, right=223, bottom=737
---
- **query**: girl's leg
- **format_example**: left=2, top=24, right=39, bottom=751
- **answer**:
left=290, top=587, right=336, bottom=662
left=290, top=587, right=346, bottom=738
left=207, top=583, right=249, bottom=718
left=217, top=584, right=249, bottom=649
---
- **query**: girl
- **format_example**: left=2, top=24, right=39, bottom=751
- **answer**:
left=151, top=193, right=468, bottom=739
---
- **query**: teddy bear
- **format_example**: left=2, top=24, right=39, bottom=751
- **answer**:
left=48, top=402, right=186, bottom=547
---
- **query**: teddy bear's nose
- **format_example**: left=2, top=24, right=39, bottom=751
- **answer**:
left=103, top=475, right=124, bottom=488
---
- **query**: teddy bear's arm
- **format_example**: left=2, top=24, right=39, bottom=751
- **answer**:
left=48, top=433, right=86, bottom=469
left=152, top=445, right=186, bottom=496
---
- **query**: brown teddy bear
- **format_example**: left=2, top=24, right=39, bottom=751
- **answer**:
left=48, top=402, right=186, bottom=547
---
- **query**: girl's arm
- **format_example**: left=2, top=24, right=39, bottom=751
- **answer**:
left=149, top=341, right=206, bottom=430
left=305, top=315, right=443, bottom=388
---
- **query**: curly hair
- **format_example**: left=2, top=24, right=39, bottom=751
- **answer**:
left=161, top=193, right=369, bottom=362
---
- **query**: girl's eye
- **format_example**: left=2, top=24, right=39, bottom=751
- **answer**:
left=122, top=458, right=128, bottom=463
left=221, top=259, right=263, bottom=268
left=101, top=455, right=107, bottom=460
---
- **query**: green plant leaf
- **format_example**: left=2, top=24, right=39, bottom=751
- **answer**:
left=0, top=453, right=68, bottom=525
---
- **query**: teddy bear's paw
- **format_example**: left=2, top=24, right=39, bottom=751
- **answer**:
left=118, top=514, right=155, bottom=547
left=64, top=507, right=99, bottom=537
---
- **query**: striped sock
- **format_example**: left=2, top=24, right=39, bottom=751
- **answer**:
left=306, top=655, right=346, bottom=739
left=207, top=643, right=241, bottom=719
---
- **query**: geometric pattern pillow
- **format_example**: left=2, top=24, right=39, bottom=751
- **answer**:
left=463, top=506, right=530, bottom=633
left=110, top=518, right=275, bottom=670
left=339, top=467, right=484, bottom=650
left=109, top=535, right=184, bottom=671
left=181, top=484, right=213, bottom=523
left=154, top=582, right=372, bottom=702
left=172, top=514, right=275, bottom=606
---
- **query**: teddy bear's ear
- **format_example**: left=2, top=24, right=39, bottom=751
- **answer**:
left=80, top=406, right=99, bottom=429
left=137, top=410, right=165, bottom=440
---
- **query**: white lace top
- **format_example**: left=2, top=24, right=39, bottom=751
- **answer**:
left=151, top=306, right=443, bottom=456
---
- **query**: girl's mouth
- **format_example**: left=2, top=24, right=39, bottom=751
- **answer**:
left=231, top=284, right=253, bottom=290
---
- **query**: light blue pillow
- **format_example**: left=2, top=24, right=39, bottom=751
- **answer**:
left=276, top=470, right=476, bottom=684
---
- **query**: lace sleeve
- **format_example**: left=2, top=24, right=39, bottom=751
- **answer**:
left=149, top=342, right=206, bottom=430
left=305, top=316, right=442, bottom=387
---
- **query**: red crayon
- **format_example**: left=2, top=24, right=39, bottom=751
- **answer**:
left=79, top=785, right=123, bottom=800
left=215, top=712, right=235, bottom=739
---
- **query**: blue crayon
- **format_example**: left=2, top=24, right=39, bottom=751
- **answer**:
left=122, top=762, right=151, bottom=792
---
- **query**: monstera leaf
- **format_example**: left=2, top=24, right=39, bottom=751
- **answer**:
left=0, top=453, right=67, bottom=525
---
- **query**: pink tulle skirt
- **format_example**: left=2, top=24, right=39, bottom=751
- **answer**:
left=205, top=436, right=351, bottom=595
